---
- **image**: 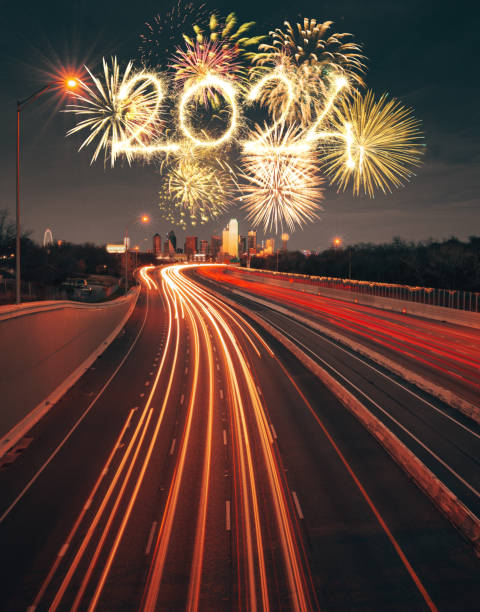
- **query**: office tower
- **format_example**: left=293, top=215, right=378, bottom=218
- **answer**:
left=211, top=235, right=222, bottom=260
left=239, top=235, right=248, bottom=256
left=247, top=230, right=257, bottom=253
left=200, top=239, right=209, bottom=256
left=224, top=218, right=239, bottom=258
left=185, top=236, right=198, bottom=258
left=153, top=233, right=161, bottom=255
left=167, top=230, right=177, bottom=250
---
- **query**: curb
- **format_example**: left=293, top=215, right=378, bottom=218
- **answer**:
left=216, top=291, right=480, bottom=556
left=0, top=286, right=140, bottom=459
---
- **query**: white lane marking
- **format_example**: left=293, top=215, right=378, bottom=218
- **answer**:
left=185, top=367, right=189, bottom=375
left=145, top=381, right=150, bottom=387
left=278, top=312, right=480, bottom=441
left=149, top=371, right=154, bottom=376
left=219, top=389, right=224, bottom=400
left=272, top=320, right=480, bottom=500
left=187, top=349, right=190, bottom=355
left=180, top=394, right=185, bottom=405
left=225, top=501, right=231, bottom=531
left=216, top=363, right=220, bottom=371
left=223, top=430, right=227, bottom=446
left=84, top=499, right=92, bottom=511
left=169, top=439, right=176, bottom=456
left=256, top=385, right=262, bottom=395
left=292, top=491, right=304, bottom=520
left=270, top=424, right=278, bottom=440
left=140, top=393, right=145, bottom=398
left=213, top=346, right=216, bottom=352
left=145, top=521, right=158, bottom=555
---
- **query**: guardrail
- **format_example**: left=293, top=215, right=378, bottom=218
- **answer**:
left=245, top=268, right=480, bottom=313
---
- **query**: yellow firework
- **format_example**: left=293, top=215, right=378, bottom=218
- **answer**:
left=158, top=156, right=234, bottom=227
left=66, top=57, right=164, bottom=166
left=321, top=90, right=425, bottom=196
left=251, top=18, right=365, bottom=125
left=239, top=124, right=323, bottom=233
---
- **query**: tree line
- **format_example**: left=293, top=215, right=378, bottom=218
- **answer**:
left=246, top=236, right=480, bottom=291
left=0, top=209, right=145, bottom=285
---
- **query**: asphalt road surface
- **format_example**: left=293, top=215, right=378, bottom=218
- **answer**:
left=1, top=264, right=479, bottom=611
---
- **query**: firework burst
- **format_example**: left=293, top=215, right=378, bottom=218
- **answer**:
left=65, top=57, right=164, bottom=166
left=139, top=0, right=207, bottom=68
left=184, top=12, right=264, bottom=57
left=254, top=18, right=365, bottom=82
left=239, top=124, right=324, bottom=232
left=321, top=90, right=425, bottom=196
left=171, top=40, right=244, bottom=104
left=158, top=152, right=236, bottom=228
left=251, top=18, right=365, bottom=125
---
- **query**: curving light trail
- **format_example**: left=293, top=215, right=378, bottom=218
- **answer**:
left=31, top=264, right=313, bottom=611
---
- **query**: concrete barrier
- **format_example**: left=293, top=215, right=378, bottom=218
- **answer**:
left=232, top=268, right=480, bottom=330
left=215, top=291, right=480, bottom=556
left=0, top=288, right=139, bottom=457
left=228, top=288, right=480, bottom=424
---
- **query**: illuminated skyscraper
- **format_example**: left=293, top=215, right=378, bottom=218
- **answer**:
left=223, top=218, right=238, bottom=259
left=248, top=230, right=257, bottom=254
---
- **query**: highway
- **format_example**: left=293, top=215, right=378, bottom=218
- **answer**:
left=0, top=264, right=479, bottom=610
left=197, top=267, right=480, bottom=408
left=195, top=266, right=480, bottom=518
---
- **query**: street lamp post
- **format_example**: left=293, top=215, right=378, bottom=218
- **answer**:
left=15, top=78, right=77, bottom=304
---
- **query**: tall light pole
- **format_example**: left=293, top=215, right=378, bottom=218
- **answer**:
left=124, top=215, right=149, bottom=294
left=15, top=77, right=78, bottom=304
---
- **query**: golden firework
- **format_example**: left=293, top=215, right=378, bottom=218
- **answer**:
left=158, top=153, right=235, bottom=227
left=250, top=18, right=365, bottom=125
left=239, top=123, right=323, bottom=232
left=321, top=90, right=425, bottom=196
left=66, top=58, right=164, bottom=166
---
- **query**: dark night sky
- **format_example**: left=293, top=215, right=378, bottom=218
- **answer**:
left=0, top=0, right=478, bottom=251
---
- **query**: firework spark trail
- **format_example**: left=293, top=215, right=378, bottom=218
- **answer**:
left=239, top=124, right=324, bottom=233
left=321, top=90, right=425, bottom=196
left=66, top=58, right=164, bottom=166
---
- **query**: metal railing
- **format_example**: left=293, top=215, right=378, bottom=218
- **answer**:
left=244, top=269, right=480, bottom=313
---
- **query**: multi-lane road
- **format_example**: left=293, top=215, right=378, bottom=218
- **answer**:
left=1, top=264, right=479, bottom=611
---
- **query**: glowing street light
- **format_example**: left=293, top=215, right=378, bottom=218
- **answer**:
left=124, top=215, right=150, bottom=294
left=15, top=76, right=79, bottom=304
left=333, top=237, right=342, bottom=248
